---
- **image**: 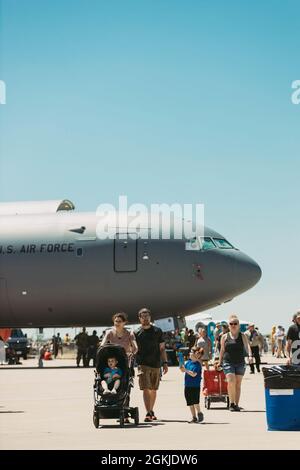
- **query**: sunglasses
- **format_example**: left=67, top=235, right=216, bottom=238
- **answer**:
left=229, top=322, right=238, bottom=326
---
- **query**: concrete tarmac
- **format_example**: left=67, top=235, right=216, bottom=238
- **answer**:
left=0, top=355, right=299, bottom=450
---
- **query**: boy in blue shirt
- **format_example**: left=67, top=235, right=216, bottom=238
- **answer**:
left=180, top=347, right=204, bottom=423
left=101, top=356, right=123, bottom=394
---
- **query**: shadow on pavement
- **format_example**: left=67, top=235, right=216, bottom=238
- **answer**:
left=241, top=410, right=265, bottom=413
left=98, top=423, right=160, bottom=430
left=204, top=407, right=229, bottom=411
left=161, top=419, right=190, bottom=423
left=200, top=422, right=229, bottom=425
left=0, top=410, right=25, bottom=414
left=0, top=366, right=83, bottom=370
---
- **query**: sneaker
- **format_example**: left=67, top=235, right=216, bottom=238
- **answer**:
left=229, top=403, right=236, bottom=411
left=144, top=413, right=152, bottom=422
left=188, top=416, right=197, bottom=423
left=150, top=411, right=157, bottom=421
left=233, top=404, right=241, bottom=412
left=197, top=412, right=204, bottom=423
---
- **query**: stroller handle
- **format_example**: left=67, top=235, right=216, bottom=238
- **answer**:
left=128, top=353, right=136, bottom=368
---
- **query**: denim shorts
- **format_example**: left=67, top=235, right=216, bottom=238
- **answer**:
left=222, top=362, right=246, bottom=376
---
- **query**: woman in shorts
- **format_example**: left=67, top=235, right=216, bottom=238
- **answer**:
left=218, top=315, right=252, bottom=412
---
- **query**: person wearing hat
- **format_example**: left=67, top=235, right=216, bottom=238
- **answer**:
left=244, top=323, right=264, bottom=373
left=287, top=311, right=300, bottom=366
left=275, top=325, right=286, bottom=358
left=213, top=322, right=222, bottom=348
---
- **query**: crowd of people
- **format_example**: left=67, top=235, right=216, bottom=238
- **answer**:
left=270, top=316, right=300, bottom=360
left=37, top=330, right=101, bottom=367
left=34, top=309, right=300, bottom=423
left=95, top=310, right=299, bottom=423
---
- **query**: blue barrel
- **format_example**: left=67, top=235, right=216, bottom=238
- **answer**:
left=265, top=388, right=300, bottom=431
left=263, top=365, right=300, bottom=431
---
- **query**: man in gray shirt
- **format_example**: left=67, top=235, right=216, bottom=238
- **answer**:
left=244, top=323, right=264, bottom=373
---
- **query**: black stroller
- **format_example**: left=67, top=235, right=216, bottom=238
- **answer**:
left=93, top=344, right=139, bottom=428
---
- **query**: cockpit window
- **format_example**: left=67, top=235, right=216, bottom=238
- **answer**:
left=186, top=236, right=234, bottom=251
left=199, top=237, right=216, bottom=250
left=185, top=237, right=201, bottom=251
left=213, top=238, right=234, bottom=249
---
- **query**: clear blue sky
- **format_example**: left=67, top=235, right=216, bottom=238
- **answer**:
left=0, top=0, right=299, bottom=334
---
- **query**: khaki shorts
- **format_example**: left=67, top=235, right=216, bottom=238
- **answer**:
left=138, top=365, right=161, bottom=390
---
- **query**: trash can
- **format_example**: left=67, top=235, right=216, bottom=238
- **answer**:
left=263, top=365, right=300, bottom=431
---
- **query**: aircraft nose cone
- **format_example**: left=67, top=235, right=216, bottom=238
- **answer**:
left=234, top=252, right=262, bottom=292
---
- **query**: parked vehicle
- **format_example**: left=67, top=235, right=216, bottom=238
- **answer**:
left=7, top=329, right=30, bottom=360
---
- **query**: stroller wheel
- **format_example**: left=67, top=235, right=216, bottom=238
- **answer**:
left=119, top=411, right=125, bottom=428
left=93, top=411, right=99, bottom=429
left=134, top=407, right=139, bottom=426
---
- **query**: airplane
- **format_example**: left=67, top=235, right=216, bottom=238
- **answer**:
left=0, top=199, right=261, bottom=328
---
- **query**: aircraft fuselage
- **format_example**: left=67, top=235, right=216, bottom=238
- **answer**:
left=0, top=207, right=262, bottom=327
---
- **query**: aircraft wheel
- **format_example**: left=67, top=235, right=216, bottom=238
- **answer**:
left=134, top=407, right=139, bottom=426
left=93, top=411, right=99, bottom=428
left=119, top=411, right=125, bottom=428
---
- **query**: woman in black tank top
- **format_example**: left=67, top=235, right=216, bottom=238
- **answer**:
left=218, top=316, right=252, bottom=412
left=223, top=332, right=245, bottom=364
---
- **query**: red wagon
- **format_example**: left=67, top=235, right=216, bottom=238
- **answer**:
left=202, top=369, right=229, bottom=409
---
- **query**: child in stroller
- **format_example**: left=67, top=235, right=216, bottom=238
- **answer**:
left=93, top=344, right=139, bottom=428
left=101, top=356, right=122, bottom=394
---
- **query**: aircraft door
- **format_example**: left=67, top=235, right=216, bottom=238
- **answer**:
left=114, top=233, right=137, bottom=272
left=0, top=278, right=13, bottom=325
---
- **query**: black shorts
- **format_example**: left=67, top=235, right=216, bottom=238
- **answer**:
left=184, top=387, right=200, bottom=406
